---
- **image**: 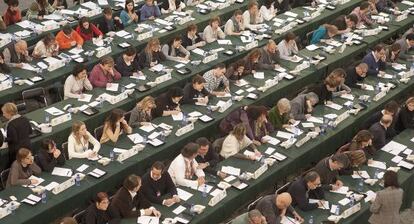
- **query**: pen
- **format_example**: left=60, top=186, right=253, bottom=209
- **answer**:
left=285, top=216, right=296, bottom=224
left=148, top=219, right=152, bottom=224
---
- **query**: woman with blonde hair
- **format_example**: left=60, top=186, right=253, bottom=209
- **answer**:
left=138, top=38, right=166, bottom=69
left=395, top=97, right=414, bottom=133
left=100, top=109, right=132, bottom=144
left=68, top=121, right=100, bottom=159
left=220, top=123, right=261, bottom=160
left=129, top=96, right=156, bottom=127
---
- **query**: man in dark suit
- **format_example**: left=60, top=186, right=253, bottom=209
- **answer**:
left=313, top=154, right=349, bottom=191
left=345, top=63, right=368, bottom=88
left=369, top=114, right=393, bottom=150
left=287, top=171, right=325, bottom=211
left=195, top=137, right=226, bottom=178
left=141, top=161, right=179, bottom=206
left=109, top=175, right=161, bottom=218
left=362, top=101, right=399, bottom=139
left=362, top=44, right=387, bottom=76
left=255, top=192, right=304, bottom=224
left=98, top=6, right=124, bottom=34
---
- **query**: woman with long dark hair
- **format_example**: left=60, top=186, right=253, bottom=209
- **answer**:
left=76, top=17, right=103, bottom=41
left=100, top=109, right=132, bottom=144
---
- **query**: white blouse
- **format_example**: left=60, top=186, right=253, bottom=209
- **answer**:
left=67, top=131, right=101, bottom=159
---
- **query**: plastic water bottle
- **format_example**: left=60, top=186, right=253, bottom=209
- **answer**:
left=97, top=98, right=103, bottom=109
left=190, top=204, right=195, bottom=215
left=75, top=174, right=81, bottom=187
left=374, top=168, right=380, bottom=179
left=357, top=179, right=364, bottom=192
left=120, top=85, right=126, bottom=93
left=349, top=195, right=355, bottom=206
left=9, top=202, right=16, bottom=215
left=375, top=84, right=380, bottom=94
left=410, top=63, right=414, bottom=76
left=202, top=184, right=207, bottom=198
left=293, top=127, right=299, bottom=138
left=182, top=113, right=188, bottom=126
left=335, top=206, right=340, bottom=215
left=45, top=112, right=50, bottom=123
left=109, top=149, right=114, bottom=161
left=308, top=215, right=314, bottom=224
left=41, top=191, right=47, bottom=203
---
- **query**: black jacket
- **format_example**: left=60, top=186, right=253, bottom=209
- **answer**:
left=195, top=145, right=220, bottom=175
left=141, top=171, right=177, bottom=204
left=109, top=187, right=152, bottom=219
left=287, top=177, right=324, bottom=211
left=98, top=18, right=124, bottom=34
left=182, top=83, right=210, bottom=105
left=36, top=150, right=65, bottom=172
left=395, top=106, right=414, bottom=133
left=369, top=122, right=388, bottom=150
left=115, top=55, right=141, bottom=77
left=84, top=203, right=120, bottom=224
left=6, top=116, right=32, bottom=167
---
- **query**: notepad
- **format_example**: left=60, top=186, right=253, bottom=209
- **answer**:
left=106, top=83, right=119, bottom=92
left=45, top=107, right=65, bottom=116
left=177, top=188, right=193, bottom=201
left=262, top=135, right=280, bottom=145
left=76, top=164, right=89, bottom=172
left=368, top=160, right=387, bottom=169
left=173, top=205, right=186, bottom=215
left=78, top=94, right=93, bottom=102
left=140, top=124, right=156, bottom=133
left=172, top=112, right=184, bottom=121
left=276, top=131, right=293, bottom=139
left=137, top=216, right=159, bottom=224
left=52, top=167, right=72, bottom=177
left=253, top=72, right=265, bottom=79
left=330, top=186, right=349, bottom=194
left=44, top=181, right=59, bottom=191
left=221, top=166, right=241, bottom=176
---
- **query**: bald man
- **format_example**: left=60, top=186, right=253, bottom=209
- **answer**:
left=369, top=114, right=393, bottom=149
left=345, top=63, right=368, bottom=88
left=258, top=40, right=280, bottom=70
left=255, top=192, right=304, bottom=224
left=1, top=40, right=32, bottom=68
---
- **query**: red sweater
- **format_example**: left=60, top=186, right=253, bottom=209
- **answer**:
left=3, top=8, right=21, bottom=26
left=75, top=24, right=103, bottom=41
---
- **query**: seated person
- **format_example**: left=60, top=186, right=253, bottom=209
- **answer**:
left=84, top=192, right=119, bottom=224
left=100, top=109, right=133, bottom=144
left=3, top=0, right=22, bottom=26
left=258, top=40, right=280, bottom=70
left=256, top=192, right=304, bottom=224
left=68, top=121, right=100, bottom=159
left=362, top=44, right=386, bottom=76
left=64, top=64, right=93, bottom=100
left=339, top=150, right=367, bottom=175
left=302, top=72, right=343, bottom=104
left=312, top=154, right=349, bottom=191
left=337, top=130, right=375, bottom=155
left=362, top=101, right=399, bottom=138
left=274, top=0, right=290, bottom=13
left=246, top=106, right=274, bottom=144
left=224, top=10, right=245, bottom=36
left=89, top=56, right=121, bottom=88
left=369, top=114, right=393, bottom=149
left=288, top=171, right=325, bottom=211
left=168, top=143, right=206, bottom=188
left=243, top=49, right=261, bottom=75
left=351, top=2, right=374, bottom=27
left=181, top=23, right=206, bottom=50
left=219, top=106, right=252, bottom=138
left=129, top=96, right=156, bottom=128
left=32, top=33, right=59, bottom=58
left=51, top=0, right=68, bottom=9
left=56, top=25, right=84, bottom=50
left=6, top=148, right=41, bottom=188
left=225, top=60, right=246, bottom=81
left=290, top=92, right=319, bottom=120
left=310, top=24, right=338, bottom=45
left=232, top=209, right=267, bottom=224
left=195, top=137, right=225, bottom=178
left=109, top=175, right=161, bottom=218
left=153, top=87, right=183, bottom=117
left=2, top=40, right=32, bottom=68
left=115, top=47, right=142, bottom=77
left=202, top=63, right=229, bottom=96
left=137, top=38, right=166, bottom=69
left=278, top=32, right=299, bottom=60
left=159, top=0, right=185, bottom=14
left=260, top=0, right=276, bottom=21
left=345, top=63, right=369, bottom=88
left=182, top=75, right=210, bottom=105
left=243, top=1, right=264, bottom=30
left=141, top=161, right=180, bottom=206
left=292, top=0, right=317, bottom=8
left=121, top=0, right=139, bottom=25
left=395, top=97, right=414, bottom=133
left=376, top=0, right=398, bottom=14
left=140, top=0, right=161, bottom=21
left=161, top=36, right=191, bottom=63
left=330, top=14, right=358, bottom=34
left=37, top=139, right=65, bottom=172
left=329, top=68, right=351, bottom=98
left=75, top=17, right=103, bottom=41
left=268, top=98, right=295, bottom=129
left=203, top=17, right=225, bottom=43
left=99, top=6, right=124, bottom=35
left=220, top=124, right=261, bottom=160
left=385, top=43, right=401, bottom=63
left=26, top=0, right=55, bottom=21
left=395, top=33, right=414, bottom=60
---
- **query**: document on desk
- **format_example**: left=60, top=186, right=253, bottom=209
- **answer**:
left=352, top=170, right=370, bottom=179
left=140, top=124, right=156, bottom=133
left=217, top=39, right=232, bottom=45
left=23, top=176, right=44, bottom=187
left=21, top=63, right=38, bottom=71
left=276, top=131, right=293, bottom=139
left=45, top=107, right=65, bottom=116
left=192, top=48, right=205, bottom=56
left=68, top=48, right=84, bottom=55
left=106, top=83, right=119, bottom=92
left=309, top=199, right=329, bottom=209
left=221, top=166, right=241, bottom=176
left=137, top=216, right=159, bottom=224
left=307, top=116, right=323, bottom=124
left=338, top=197, right=351, bottom=206
left=324, top=113, right=338, bottom=120
left=253, top=72, right=265, bottom=79
left=381, top=141, right=406, bottom=154
left=176, top=188, right=193, bottom=201
left=301, top=122, right=315, bottom=128
left=365, top=190, right=377, bottom=202
left=368, top=160, right=387, bottom=170
left=398, top=160, right=414, bottom=170
left=52, top=167, right=73, bottom=177
left=330, top=186, right=349, bottom=194
left=172, top=112, right=184, bottom=121
left=76, top=164, right=89, bottom=172
left=281, top=216, right=300, bottom=224
left=173, top=205, right=186, bottom=215
left=262, top=135, right=280, bottom=146
left=325, top=103, right=343, bottom=110
left=113, top=148, right=128, bottom=153
left=223, top=175, right=236, bottom=183
left=44, top=181, right=59, bottom=191
left=78, top=94, right=93, bottom=102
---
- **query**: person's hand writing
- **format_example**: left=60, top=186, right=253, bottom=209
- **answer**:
left=197, top=177, right=205, bottom=186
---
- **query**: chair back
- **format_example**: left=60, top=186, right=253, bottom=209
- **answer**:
left=94, top=125, right=104, bottom=141
left=0, top=168, right=10, bottom=189
left=62, top=142, right=69, bottom=160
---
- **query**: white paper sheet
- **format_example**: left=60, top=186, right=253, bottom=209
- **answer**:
left=45, top=107, right=65, bottom=116
left=221, top=166, right=241, bottom=176
left=176, top=188, right=193, bottom=201
left=52, top=167, right=72, bottom=177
